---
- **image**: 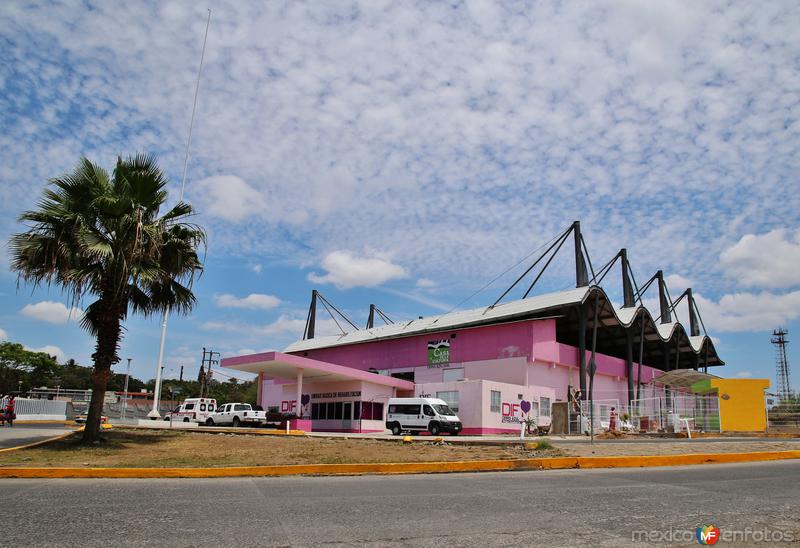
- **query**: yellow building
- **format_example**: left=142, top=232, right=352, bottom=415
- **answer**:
left=692, top=378, right=770, bottom=432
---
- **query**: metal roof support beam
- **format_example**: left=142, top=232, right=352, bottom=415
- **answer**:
left=657, top=271, right=672, bottom=324
left=578, top=305, right=587, bottom=400
left=687, top=288, right=700, bottom=337
left=626, top=328, right=634, bottom=406
left=303, top=290, right=318, bottom=340
left=574, top=221, right=589, bottom=287
left=366, top=304, right=376, bottom=329
left=621, top=249, right=636, bottom=308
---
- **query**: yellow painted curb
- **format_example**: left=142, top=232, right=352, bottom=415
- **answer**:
left=0, top=450, right=798, bottom=479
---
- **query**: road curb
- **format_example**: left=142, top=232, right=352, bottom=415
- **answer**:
left=1, top=449, right=798, bottom=478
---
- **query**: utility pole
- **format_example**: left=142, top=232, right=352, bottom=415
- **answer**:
left=199, top=348, right=220, bottom=398
left=179, top=365, right=184, bottom=383
left=772, top=329, right=792, bottom=403
left=121, top=358, right=131, bottom=421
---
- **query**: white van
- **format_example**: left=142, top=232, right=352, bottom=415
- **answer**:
left=386, top=397, right=462, bottom=436
left=163, top=398, right=217, bottom=423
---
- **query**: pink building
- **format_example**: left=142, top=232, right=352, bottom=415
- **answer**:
left=222, top=284, right=724, bottom=435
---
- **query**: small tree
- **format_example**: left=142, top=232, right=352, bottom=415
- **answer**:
left=9, top=154, right=205, bottom=443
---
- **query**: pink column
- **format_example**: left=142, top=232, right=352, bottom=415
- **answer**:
left=296, top=369, right=303, bottom=417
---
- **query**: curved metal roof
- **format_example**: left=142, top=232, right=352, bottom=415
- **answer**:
left=283, top=285, right=723, bottom=370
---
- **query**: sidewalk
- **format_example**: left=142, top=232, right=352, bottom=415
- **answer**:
left=0, top=424, right=75, bottom=450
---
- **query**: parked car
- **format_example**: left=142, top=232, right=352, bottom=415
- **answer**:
left=74, top=413, right=108, bottom=424
left=205, top=403, right=266, bottom=427
left=386, top=397, right=462, bottom=436
left=163, top=398, right=217, bottom=423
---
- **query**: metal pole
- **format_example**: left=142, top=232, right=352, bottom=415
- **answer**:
left=148, top=9, right=211, bottom=419
left=122, top=358, right=131, bottom=421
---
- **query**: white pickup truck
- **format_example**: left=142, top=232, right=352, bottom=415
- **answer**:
left=205, top=403, right=266, bottom=427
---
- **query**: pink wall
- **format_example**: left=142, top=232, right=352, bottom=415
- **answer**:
left=295, top=320, right=557, bottom=371
left=415, top=379, right=555, bottom=435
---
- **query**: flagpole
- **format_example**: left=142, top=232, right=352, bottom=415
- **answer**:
left=148, top=9, right=212, bottom=419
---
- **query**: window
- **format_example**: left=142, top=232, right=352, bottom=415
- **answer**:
left=184, top=403, right=195, bottom=410
left=436, top=391, right=459, bottom=413
left=235, top=404, right=248, bottom=411
left=208, top=404, right=215, bottom=412
left=490, top=391, right=501, bottom=413
left=334, top=402, right=343, bottom=420
left=540, top=397, right=551, bottom=417
left=326, top=402, right=335, bottom=420
left=443, top=368, right=464, bottom=382
left=267, top=406, right=279, bottom=413
left=361, top=402, right=384, bottom=420
left=311, top=403, right=320, bottom=420
left=200, top=404, right=206, bottom=412
left=423, top=405, right=435, bottom=417
left=353, top=401, right=361, bottom=420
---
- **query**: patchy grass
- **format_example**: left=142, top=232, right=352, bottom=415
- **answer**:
left=0, top=428, right=553, bottom=468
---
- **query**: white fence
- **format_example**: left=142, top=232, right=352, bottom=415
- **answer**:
left=12, top=397, right=67, bottom=421
left=630, top=393, right=720, bottom=433
left=568, top=398, right=620, bottom=434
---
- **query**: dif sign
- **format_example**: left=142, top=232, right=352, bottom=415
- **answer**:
left=427, top=339, right=451, bottom=366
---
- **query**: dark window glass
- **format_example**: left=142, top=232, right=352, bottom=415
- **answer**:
left=423, top=405, right=434, bottom=416
left=200, top=404, right=206, bottom=412
left=184, top=403, right=195, bottom=410
left=334, top=402, right=343, bottom=420
left=311, top=403, right=319, bottom=420
left=354, top=401, right=361, bottom=420
left=388, top=405, right=397, bottom=414
left=373, top=403, right=384, bottom=420
left=327, top=402, right=335, bottom=419
left=235, top=404, right=248, bottom=411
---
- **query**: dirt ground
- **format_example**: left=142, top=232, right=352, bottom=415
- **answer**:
left=0, top=429, right=797, bottom=468
left=552, top=439, right=800, bottom=457
left=0, top=428, right=546, bottom=468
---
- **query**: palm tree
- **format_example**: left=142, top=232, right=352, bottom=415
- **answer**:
left=9, top=154, right=205, bottom=443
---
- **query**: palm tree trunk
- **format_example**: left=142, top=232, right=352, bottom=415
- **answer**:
left=82, top=306, right=122, bottom=444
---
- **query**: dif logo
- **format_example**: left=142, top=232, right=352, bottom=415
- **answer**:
left=696, top=524, right=720, bottom=545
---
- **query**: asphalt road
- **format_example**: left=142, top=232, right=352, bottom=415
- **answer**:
left=1, top=461, right=798, bottom=547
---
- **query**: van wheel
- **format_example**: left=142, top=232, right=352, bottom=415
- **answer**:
left=391, top=423, right=402, bottom=436
left=429, top=423, right=440, bottom=436
left=163, top=417, right=170, bottom=421
left=205, top=418, right=214, bottom=426
left=232, top=417, right=241, bottom=428
left=183, top=417, right=190, bottom=423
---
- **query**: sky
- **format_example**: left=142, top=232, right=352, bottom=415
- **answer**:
left=0, top=1, right=799, bottom=392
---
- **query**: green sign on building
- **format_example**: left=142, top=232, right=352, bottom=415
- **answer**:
left=427, top=339, right=451, bottom=366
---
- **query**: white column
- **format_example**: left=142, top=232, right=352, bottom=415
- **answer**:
left=296, top=369, right=303, bottom=418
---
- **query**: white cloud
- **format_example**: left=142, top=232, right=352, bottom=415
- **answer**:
left=193, top=175, right=265, bottom=223
left=308, top=251, right=407, bottom=289
left=250, top=264, right=263, bottom=275
left=694, top=290, right=800, bottom=333
left=720, top=229, right=800, bottom=289
left=735, top=371, right=753, bottom=378
left=26, top=345, right=65, bottom=362
left=203, top=314, right=343, bottom=340
left=1, top=1, right=800, bottom=323
left=664, top=274, right=693, bottom=292
left=0, top=328, right=7, bottom=341
left=215, top=293, right=281, bottom=310
left=416, top=278, right=437, bottom=289
left=20, top=301, right=83, bottom=325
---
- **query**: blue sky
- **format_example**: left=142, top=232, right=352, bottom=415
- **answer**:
left=1, top=1, right=799, bottom=390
